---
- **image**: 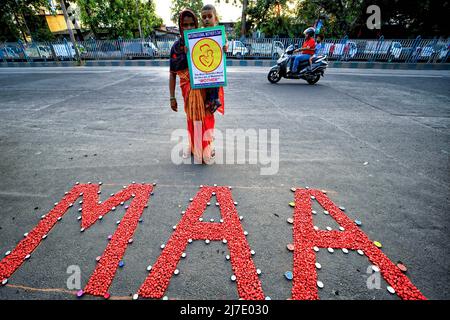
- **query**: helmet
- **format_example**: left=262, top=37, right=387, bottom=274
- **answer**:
left=303, top=27, right=315, bottom=37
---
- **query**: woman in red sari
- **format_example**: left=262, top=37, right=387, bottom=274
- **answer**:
left=169, top=9, right=225, bottom=164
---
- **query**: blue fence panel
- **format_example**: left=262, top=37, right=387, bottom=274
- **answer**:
left=1, top=37, right=449, bottom=63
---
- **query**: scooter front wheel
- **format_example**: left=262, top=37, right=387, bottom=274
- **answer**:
left=268, top=69, right=282, bottom=84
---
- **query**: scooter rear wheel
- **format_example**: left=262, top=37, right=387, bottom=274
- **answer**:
left=268, top=69, right=282, bottom=84
left=306, top=74, right=320, bottom=85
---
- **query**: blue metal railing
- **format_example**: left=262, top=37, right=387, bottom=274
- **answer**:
left=1, top=36, right=449, bottom=63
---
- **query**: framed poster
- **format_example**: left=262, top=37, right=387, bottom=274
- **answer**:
left=184, top=26, right=228, bottom=89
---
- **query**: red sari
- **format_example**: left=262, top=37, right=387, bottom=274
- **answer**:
left=176, top=69, right=224, bottom=163
left=170, top=9, right=224, bottom=163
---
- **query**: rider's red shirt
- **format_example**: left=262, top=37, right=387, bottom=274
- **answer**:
left=302, top=38, right=316, bottom=55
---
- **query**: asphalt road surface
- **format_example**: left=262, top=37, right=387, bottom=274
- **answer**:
left=0, top=66, right=449, bottom=300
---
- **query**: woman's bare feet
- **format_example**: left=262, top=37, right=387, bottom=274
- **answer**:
left=203, top=147, right=216, bottom=165
left=182, top=145, right=192, bottom=159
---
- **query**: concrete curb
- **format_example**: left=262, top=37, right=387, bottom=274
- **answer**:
left=1, top=59, right=449, bottom=70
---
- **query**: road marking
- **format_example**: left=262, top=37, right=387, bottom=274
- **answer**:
left=228, top=68, right=446, bottom=78
left=327, top=72, right=444, bottom=78
left=5, top=284, right=131, bottom=299
left=85, top=183, right=339, bottom=195
left=0, top=67, right=446, bottom=78
left=0, top=191, right=49, bottom=198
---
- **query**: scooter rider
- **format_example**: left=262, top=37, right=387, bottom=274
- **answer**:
left=289, top=27, right=316, bottom=74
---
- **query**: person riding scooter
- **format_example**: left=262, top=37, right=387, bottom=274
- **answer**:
left=267, top=39, right=328, bottom=85
left=288, top=27, right=316, bottom=75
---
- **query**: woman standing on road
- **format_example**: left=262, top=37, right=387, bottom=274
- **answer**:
left=169, top=8, right=224, bottom=164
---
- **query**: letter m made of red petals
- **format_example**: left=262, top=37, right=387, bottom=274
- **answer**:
left=0, top=184, right=153, bottom=297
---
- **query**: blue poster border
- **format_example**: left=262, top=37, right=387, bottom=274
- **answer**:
left=183, top=25, right=228, bottom=90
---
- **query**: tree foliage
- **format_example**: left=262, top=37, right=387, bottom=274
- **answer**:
left=170, top=0, right=204, bottom=24
left=76, top=0, right=163, bottom=39
left=294, top=0, right=449, bottom=38
left=0, top=0, right=53, bottom=42
left=225, top=0, right=449, bottom=38
left=246, top=0, right=300, bottom=37
left=1, top=0, right=447, bottom=42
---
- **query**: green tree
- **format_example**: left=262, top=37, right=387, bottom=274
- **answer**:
left=294, top=0, right=365, bottom=38
left=0, top=0, right=52, bottom=42
left=170, top=0, right=204, bottom=24
left=76, top=0, right=163, bottom=39
left=247, top=0, right=300, bottom=37
left=221, top=0, right=450, bottom=38
left=367, top=0, right=449, bottom=37
left=294, top=0, right=449, bottom=38
left=215, top=0, right=249, bottom=37
left=226, top=0, right=299, bottom=38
